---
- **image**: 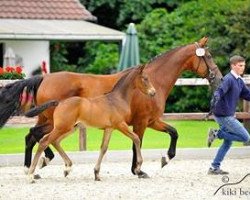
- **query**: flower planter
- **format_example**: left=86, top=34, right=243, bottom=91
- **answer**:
left=0, top=79, right=19, bottom=87
left=0, top=66, right=25, bottom=81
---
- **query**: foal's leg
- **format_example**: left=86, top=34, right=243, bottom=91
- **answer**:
left=117, top=122, right=143, bottom=176
left=149, top=119, right=178, bottom=167
left=52, top=141, right=73, bottom=177
left=28, top=134, right=50, bottom=183
left=28, top=129, right=62, bottom=183
left=94, top=128, right=112, bottom=181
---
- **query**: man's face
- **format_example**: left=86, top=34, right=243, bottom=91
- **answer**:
left=232, top=61, right=246, bottom=76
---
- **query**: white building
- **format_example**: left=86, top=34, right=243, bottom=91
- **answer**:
left=0, top=0, right=124, bottom=77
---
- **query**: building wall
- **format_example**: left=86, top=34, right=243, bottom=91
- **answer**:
left=1, top=40, right=49, bottom=77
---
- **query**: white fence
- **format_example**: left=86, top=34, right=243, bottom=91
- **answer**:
left=2, top=76, right=250, bottom=150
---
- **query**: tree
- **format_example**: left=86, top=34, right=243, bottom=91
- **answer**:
left=137, top=0, right=250, bottom=112
left=50, top=1, right=184, bottom=74
left=50, top=0, right=250, bottom=112
left=81, top=0, right=181, bottom=29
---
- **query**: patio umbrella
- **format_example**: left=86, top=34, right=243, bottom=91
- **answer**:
left=117, top=23, right=140, bottom=71
left=3, top=47, right=16, bottom=66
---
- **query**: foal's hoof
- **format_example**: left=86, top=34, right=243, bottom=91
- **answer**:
left=28, top=174, right=36, bottom=184
left=38, top=157, right=50, bottom=169
left=34, top=174, right=42, bottom=179
left=64, top=166, right=72, bottom=177
left=161, top=156, right=169, bottom=168
left=29, top=179, right=35, bottom=184
left=138, top=171, right=150, bottom=179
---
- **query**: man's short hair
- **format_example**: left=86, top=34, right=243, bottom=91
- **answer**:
left=230, top=55, right=245, bottom=65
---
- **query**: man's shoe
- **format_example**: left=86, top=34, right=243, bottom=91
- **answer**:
left=207, top=128, right=218, bottom=147
left=207, top=167, right=229, bottom=175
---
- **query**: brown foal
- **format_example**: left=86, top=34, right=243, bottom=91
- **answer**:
left=27, top=64, right=156, bottom=183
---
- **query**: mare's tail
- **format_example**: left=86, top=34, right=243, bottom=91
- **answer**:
left=0, top=76, right=43, bottom=128
left=25, top=100, right=59, bottom=118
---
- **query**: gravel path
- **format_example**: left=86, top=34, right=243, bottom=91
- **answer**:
left=0, top=158, right=250, bottom=200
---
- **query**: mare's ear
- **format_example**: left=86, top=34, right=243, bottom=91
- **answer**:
left=137, top=64, right=145, bottom=73
left=198, top=37, right=208, bottom=47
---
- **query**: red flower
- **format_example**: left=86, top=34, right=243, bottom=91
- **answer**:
left=15, top=66, right=23, bottom=74
left=5, top=66, right=15, bottom=72
left=0, top=67, right=3, bottom=75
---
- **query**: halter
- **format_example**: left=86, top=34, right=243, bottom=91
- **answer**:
left=194, top=42, right=217, bottom=81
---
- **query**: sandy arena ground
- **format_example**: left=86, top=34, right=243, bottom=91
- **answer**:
left=0, top=158, right=250, bottom=200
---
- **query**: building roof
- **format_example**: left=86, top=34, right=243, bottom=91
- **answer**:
left=0, top=0, right=97, bottom=21
left=0, top=1, right=124, bottom=41
left=0, top=19, right=124, bottom=41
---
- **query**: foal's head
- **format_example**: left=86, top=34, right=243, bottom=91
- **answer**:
left=111, top=64, right=155, bottom=97
left=134, top=64, right=156, bottom=97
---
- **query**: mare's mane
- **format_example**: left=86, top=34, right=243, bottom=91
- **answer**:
left=148, top=45, right=185, bottom=64
left=120, top=66, right=135, bottom=73
left=104, top=44, right=189, bottom=96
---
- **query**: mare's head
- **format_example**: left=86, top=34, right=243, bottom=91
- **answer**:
left=134, top=64, right=156, bottom=97
left=184, top=37, right=223, bottom=90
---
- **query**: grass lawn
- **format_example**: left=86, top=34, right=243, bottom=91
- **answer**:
left=0, top=120, right=242, bottom=154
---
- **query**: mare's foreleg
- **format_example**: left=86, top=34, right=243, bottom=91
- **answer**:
left=131, top=123, right=149, bottom=178
left=117, top=122, right=143, bottom=176
left=94, top=128, right=112, bottom=181
left=149, top=119, right=178, bottom=167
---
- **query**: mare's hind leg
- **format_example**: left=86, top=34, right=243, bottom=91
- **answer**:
left=117, top=122, right=143, bottom=176
left=52, top=141, right=73, bottom=177
left=24, top=123, right=54, bottom=171
left=149, top=119, right=178, bottom=168
left=94, top=128, right=112, bottom=181
left=24, top=132, right=36, bottom=173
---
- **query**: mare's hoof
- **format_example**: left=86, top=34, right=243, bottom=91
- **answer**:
left=34, top=174, right=41, bottom=179
left=138, top=171, right=150, bottom=179
left=24, top=166, right=29, bottom=175
left=161, top=156, right=169, bottom=168
left=94, top=169, right=101, bottom=181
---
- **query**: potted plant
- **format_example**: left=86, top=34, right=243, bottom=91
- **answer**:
left=0, top=66, right=25, bottom=80
left=0, top=66, right=26, bottom=87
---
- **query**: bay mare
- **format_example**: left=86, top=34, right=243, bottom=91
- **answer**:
left=0, top=37, right=222, bottom=178
left=25, top=64, right=156, bottom=183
